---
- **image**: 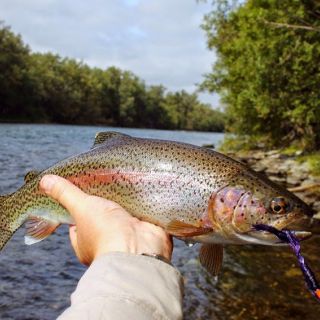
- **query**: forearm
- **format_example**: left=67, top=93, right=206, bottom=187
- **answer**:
left=58, top=253, right=184, bottom=320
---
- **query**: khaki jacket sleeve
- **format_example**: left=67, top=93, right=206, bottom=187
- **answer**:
left=57, top=252, right=184, bottom=320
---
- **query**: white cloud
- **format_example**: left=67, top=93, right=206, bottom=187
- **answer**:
left=0, top=0, right=220, bottom=106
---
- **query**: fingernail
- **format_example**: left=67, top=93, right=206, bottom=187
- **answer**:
left=40, top=175, right=59, bottom=193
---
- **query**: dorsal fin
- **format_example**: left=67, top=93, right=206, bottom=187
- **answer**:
left=24, top=170, right=40, bottom=183
left=92, top=131, right=132, bottom=148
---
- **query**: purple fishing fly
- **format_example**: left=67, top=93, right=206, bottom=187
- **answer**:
left=254, top=224, right=320, bottom=301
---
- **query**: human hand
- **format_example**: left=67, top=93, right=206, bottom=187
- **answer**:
left=39, top=175, right=173, bottom=266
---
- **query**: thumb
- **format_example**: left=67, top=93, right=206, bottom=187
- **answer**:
left=40, top=174, right=88, bottom=222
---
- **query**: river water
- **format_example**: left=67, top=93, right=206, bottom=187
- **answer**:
left=0, top=124, right=319, bottom=320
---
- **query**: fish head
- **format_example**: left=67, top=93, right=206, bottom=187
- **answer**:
left=210, top=172, right=313, bottom=245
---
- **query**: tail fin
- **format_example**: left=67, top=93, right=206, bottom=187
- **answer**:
left=0, top=194, right=15, bottom=251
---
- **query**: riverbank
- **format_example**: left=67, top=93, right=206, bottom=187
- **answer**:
left=224, top=149, right=320, bottom=217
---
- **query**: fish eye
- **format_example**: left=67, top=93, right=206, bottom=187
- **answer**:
left=273, top=205, right=282, bottom=213
left=271, top=197, right=288, bottom=214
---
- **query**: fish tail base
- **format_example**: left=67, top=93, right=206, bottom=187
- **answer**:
left=0, top=194, right=16, bottom=251
left=0, top=227, right=14, bottom=251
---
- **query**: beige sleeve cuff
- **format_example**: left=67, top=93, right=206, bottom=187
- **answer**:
left=57, top=252, right=184, bottom=320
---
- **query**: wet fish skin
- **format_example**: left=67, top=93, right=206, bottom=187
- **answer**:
left=0, top=132, right=313, bottom=250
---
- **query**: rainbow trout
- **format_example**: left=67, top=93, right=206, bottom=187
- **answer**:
left=0, top=132, right=313, bottom=274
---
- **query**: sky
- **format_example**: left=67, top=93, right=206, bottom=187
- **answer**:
left=0, top=0, right=219, bottom=106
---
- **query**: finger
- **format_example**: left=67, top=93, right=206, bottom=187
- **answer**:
left=40, top=174, right=88, bottom=221
left=69, top=225, right=81, bottom=260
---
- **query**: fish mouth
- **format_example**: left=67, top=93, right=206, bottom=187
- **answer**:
left=279, top=214, right=313, bottom=241
left=244, top=215, right=313, bottom=245
left=289, top=230, right=312, bottom=241
left=245, top=229, right=312, bottom=245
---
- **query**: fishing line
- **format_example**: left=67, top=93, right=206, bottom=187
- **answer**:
left=253, top=224, right=320, bottom=301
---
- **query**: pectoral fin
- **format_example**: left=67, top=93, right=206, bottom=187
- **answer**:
left=24, top=216, right=60, bottom=245
left=199, top=244, right=223, bottom=276
left=166, top=220, right=212, bottom=237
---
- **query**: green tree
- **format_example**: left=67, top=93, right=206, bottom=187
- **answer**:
left=0, top=21, right=225, bottom=132
left=95, top=66, right=122, bottom=124
left=143, top=85, right=166, bottom=128
left=0, top=22, right=30, bottom=120
left=162, top=90, right=197, bottom=129
left=118, top=71, right=147, bottom=127
left=201, top=0, right=320, bottom=150
left=190, top=104, right=225, bottom=132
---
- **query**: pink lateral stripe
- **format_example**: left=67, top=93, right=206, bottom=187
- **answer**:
left=66, top=169, right=179, bottom=188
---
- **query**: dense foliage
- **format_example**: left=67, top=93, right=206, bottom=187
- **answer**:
left=0, top=22, right=225, bottom=132
left=201, top=0, right=320, bottom=150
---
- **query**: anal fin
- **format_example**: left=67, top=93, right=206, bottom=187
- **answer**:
left=166, top=220, right=212, bottom=237
left=199, top=244, right=223, bottom=276
left=25, top=216, right=60, bottom=245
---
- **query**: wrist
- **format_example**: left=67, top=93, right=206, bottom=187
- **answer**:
left=93, top=236, right=172, bottom=262
left=94, top=242, right=172, bottom=262
left=141, top=253, right=173, bottom=266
